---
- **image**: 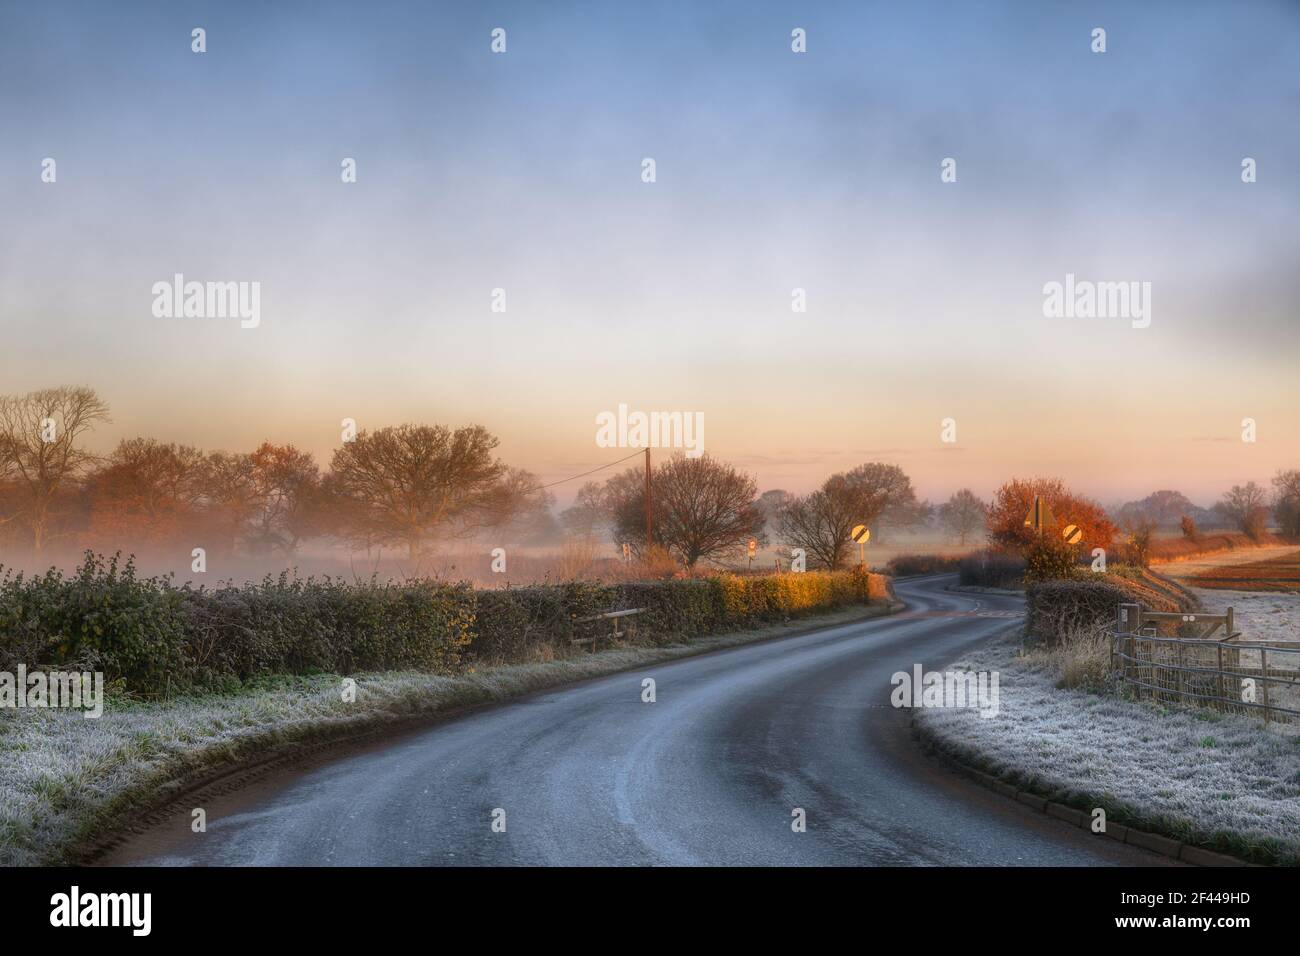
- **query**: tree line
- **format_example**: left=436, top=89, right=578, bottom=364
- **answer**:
left=0, top=387, right=551, bottom=560
left=2, top=386, right=1294, bottom=569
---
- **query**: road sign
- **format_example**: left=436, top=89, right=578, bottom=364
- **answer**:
left=851, top=524, right=871, bottom=567
left=747, top=539, right=757, bottom=556
left=1062, top=524, right=1083, bottom=545
left=1023, top=496, right=1055, bottom=533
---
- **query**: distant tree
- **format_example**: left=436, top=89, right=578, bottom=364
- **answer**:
left=483, top=466, right=555, bottom=543
left=1179, top=514, right=1198, bottom=540
left=1115, top=490, right=1200, bottom=529
left=779, top=481, right=857, bottom=570
left=938, top=489, right=987, bottom=545
left=0, top=386, right=111, bottom=553
left=987, top=477, right=1115, bottom=554
left=845, top=463, right=921, bottom=542
left=608, top=453, right=765, bottom=567
left=1216, top=482, right=1270, bottom=539
left=559, top=481, right=610, bottom=538
left=756, top=489, right=794, bottom=538
left=195, top=450, right=258, bottom=557
left=246, top=442, right=323, bottom=558
left=84, top=438, right=205, bottom=547
left=327, top=424, right=512, bottom=560
left=779, top=467, right=897, bottom=570
left=1273, top=470, right=1300, bottom=538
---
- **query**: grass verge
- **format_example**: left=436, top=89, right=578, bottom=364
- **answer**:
left=913, top=626, right=1300, bottom=865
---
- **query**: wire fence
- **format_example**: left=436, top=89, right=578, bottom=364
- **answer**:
left=1112, top=602, right=1300, bottom=725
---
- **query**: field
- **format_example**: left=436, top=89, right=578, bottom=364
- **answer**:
left=1147, top=530, right=1291, bottom=564
left=1187, top=549, right=1300, bottom=592
left=1158, top=545, right=1300, bottom=644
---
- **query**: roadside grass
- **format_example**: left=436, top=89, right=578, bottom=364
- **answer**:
left=0, top=600, right=898, bottom=867
left=914, top=630, right=1300, bottom=865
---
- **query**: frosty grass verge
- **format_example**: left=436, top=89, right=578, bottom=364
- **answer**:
left=0, top=601, right=897, bottom=866
left=916, top=629, right=1300, bottom=864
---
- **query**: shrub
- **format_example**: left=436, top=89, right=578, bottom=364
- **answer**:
left=1117, top=520, right=1155, bottom=568
left=1023, top=537, right=1079, bottom=583
left=958, top=549, right=1025, bottom=589
left=1025, top=570, right=1195, bottom=644
left=1179, top=515, right=1198, bottom=540
left=0, top=554, right=190, bottom=690
left=885, top=554, right=963, bottom=576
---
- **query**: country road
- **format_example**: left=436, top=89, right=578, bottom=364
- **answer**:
left=102, top=574, right=1173, bottom=866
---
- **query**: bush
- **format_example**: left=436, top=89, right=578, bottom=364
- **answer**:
left=958, top=549, right=1025, bottom=589
left=0, top=553, right=891, bottom=696
left=1023, top=537, right=1079, bottom=583
left=1025, top=569, right=1196, bottom=644
left=885, top=554, right=963, bottom=576
left=0, top=554, right=190, bottom=690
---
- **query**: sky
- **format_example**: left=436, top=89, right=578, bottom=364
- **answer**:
left=1, top=0, right=1297, bottom=509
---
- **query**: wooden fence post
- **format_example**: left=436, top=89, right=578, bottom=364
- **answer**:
left=1175, top=640, right=1185, bottom=705
left=1261, top=647, right=1271, bottom=725
left=1216, top=642, right=1224, bottom=713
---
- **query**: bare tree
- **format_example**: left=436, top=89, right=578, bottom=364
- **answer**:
left=608, top=453, right=765, bottom=567
left=938, top=489, right=987, bottom=545
left=1216, top=482, right=1270, bottom=538
left=327, top=424, right=511, bottom=560
left=479, top=465, right=555, bottom=543
left=756, top=489, right=794, bottom=538
left=559, top=480, right=610, bottom=538
left=844, top=463, right=922, bottom=543
left=83, top=438, right=206, bottom=546
left=1274, top=470, right=1300, bottom=538
left=779, top=482, right=855, bottom=570
left=247, top=442, right=323, bottom=558
left=778, top=463, right=922, bottom=568
left=0, top=386, right=110, bottom=553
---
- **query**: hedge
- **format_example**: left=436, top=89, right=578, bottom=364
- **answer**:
left=0, top=553, right=891, bottom=696
left=1025, top=568, right=1197, bottom=643
left=958, top=550, right=1026, bottom=589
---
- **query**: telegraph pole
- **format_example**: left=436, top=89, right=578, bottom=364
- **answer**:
left=644, top=447, right=653, bottom=550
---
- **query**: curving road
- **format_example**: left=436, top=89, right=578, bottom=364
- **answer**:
left=103, top=574, right=1172, bottom=866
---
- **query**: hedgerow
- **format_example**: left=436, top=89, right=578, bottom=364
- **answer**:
left=1025, top=568, right=1197, bottom=643
left=0, top=553, right=890, bottom=696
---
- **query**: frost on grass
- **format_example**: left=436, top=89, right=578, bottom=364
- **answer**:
left=916, top=632, right=1300, bottom=863
left=1157, top=545, right=1300, bottom=644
